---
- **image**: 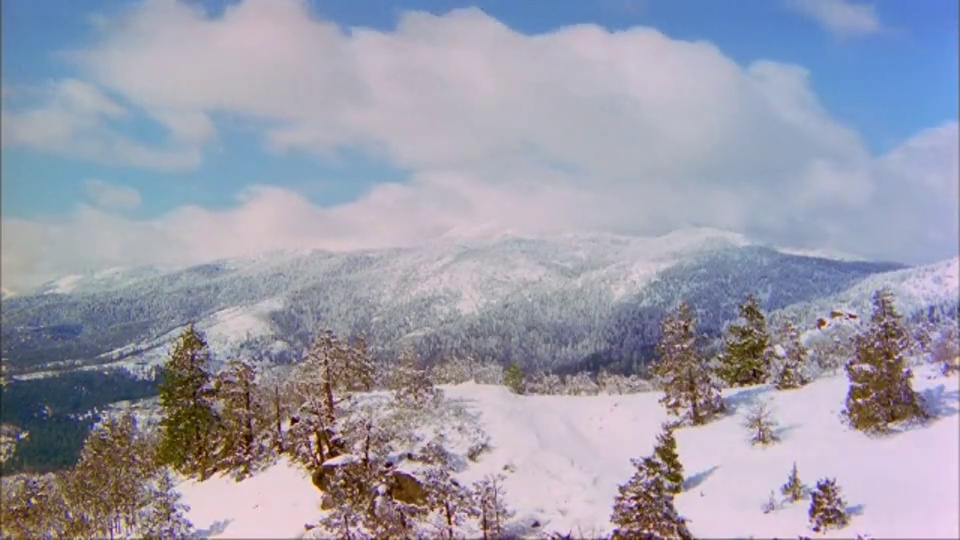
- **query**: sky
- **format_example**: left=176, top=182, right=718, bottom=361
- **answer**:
left=1, top=0, right=958, bottom=291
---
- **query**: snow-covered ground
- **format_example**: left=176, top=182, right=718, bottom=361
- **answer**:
left=178, top=363, right=959, bottom=539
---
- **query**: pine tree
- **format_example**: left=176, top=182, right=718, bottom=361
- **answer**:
left=718, top=294, right=772, bottom=386
left=651, top=422, right=684, bottom=495
left=157, top=325, right=221, bottom=478
left=843, top=289, right=927, bottom=433
left=138, top=468, right=194, bottom=539
left=213, top=359, right=265, bottom=479
left=504, top=362, right=526, bottom=394
left=391, top=348, right=442, bottom=408
left=780, top=462, right=807, bottom=502
left=1, top=474, right=69, bottom=538
left=287, top=330, right=375, bottom=470
left=421, top=439, right=472, bottom=540
left=473, top=474, right=514, bottom=540
left=257, top=365, right=293, bottom=453
left=609, top=456, right=693, bottom=540
left=652, top=302, right=725, bottom=425
left=64, top=411, right=159, bottom=538
left=808, top=478, right=849, bottom=532
left=743, top=400, right=780, bottom=446
left=774, top=322, right=809, bottom=390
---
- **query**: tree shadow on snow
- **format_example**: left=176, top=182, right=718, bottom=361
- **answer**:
left=193, top=518, right=232, bottom=538
left=683, top=465, right=720, bottom=491
left=773, top=423, right=802, bottom=440
left=920, top=385, right=959, bottom=419
left=846, top=503, right=865, bottom=517
left=721, top=386, right=768, bottom=416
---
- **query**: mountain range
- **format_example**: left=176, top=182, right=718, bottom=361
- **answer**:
left=2, top=228, right=957, bottom=379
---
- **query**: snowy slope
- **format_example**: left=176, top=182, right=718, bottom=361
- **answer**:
left=178, top=363, right=959, bottom=539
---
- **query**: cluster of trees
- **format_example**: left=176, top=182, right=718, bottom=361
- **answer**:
left=0, top=412, right=192, bottom=538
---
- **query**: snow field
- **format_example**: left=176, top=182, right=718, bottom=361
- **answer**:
left=178, top=363, right=959, bottom=539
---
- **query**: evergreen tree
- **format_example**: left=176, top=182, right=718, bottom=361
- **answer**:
left=213, top=359, right=265, bottom=479
left=843, top=289, right=927, bottom=433
left=0, top=474, right=69, bottom=538
left=808, top=478, right=849, bottom=532
left=743, top=399, right=779, bottom=446
left=504, top=362, right=526, bottom=394
left=138, top=468, right=194, bottom=539
left=64, top=411, right=159, bottom=538
left=718, top=294, right=772, bottom=386
left=421, top=439, right=473, bottom=540
left=651, top=422, right=684, bottom=495
left=780, top=462, right=807, bottom=502
left=157, top=325, right=220, bottom=478
left=472, top=474, right=513, bottom=540
left=609, top=456, right=693, bottom=540
left=773, top=322, right=809, bottom=390
left=257, top=365, right=292, bottom=453
left=287, top=330, right=375, bottom=470
left=652, top=302, right=725, bottom=425
left=390, top=348, right=442, bottom=408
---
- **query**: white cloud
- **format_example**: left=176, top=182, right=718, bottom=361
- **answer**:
left=0, top=0, right=955, bottom=290
left=787, top=0, right=883, bottom=38
left=84, top=179, right=142, bottom=211
left=0, top=79, right=207, bottom=170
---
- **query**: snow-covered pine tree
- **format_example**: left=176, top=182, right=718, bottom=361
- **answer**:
left=157, top=325, right=221, bottom=478
left=0, top=474, right=68, bottom=538
left=421, top=439, right=473, bottom=539
left=718, top=294, right=772, bottom=386
left=257, top=364, right=293, bottom=453
left=473, top=474, right=514, bottom=540
left=213, top=359, right=266, bottom=480
left=287, top=329, right=375, bottom=470
left=843, top=289, right=927, bottom=433
left=930, top=323, right=960, bottom=376
left=390, top=347, right=442, bottom=409
left=743, top=399, right=780, bottom=446
left=138, top=468, right=194, bottom=539
left=564, top=371, right=600, bottom=396
left=504, top=362, right=526, bottom=394
left=609, top=456, right=693, bottom=540
left=653, top=302, right=725, bottom=425
left=64, top=411, right=158, bottom=538
left=651, top=422, right=684, bottom=495
left=773, top=322, right=810, bottom=390
left=808, top=478, right=850, bottom=532
left=780, top=462, right=807, bottom=502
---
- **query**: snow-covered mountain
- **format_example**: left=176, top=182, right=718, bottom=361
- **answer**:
left=1, top=229, right=954, bottom=379
left=176, top=362, right=960, bottom=539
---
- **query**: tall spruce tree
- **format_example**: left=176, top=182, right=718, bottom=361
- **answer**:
left=718, top=294, right=772, bottom=386
left=843, top=289, right=927, bottom=433
left=213, top=359, right=265, bottom=479
left=157, top=325, right=221, bottom=478
left=652, top=302, right=725, bottom=425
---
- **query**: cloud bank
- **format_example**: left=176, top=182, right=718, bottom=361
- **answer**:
left=1, top=0, right=956, bottom=290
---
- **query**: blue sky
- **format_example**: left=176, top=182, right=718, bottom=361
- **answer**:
left=1, top=0, right=957, bottom=289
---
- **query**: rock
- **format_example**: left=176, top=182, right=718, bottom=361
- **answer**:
left=389, top=470, right=426, bottom=506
